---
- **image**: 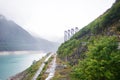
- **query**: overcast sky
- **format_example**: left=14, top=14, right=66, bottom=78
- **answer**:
left=0, top=0, right=115, bottom=42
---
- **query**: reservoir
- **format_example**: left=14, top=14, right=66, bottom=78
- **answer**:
left=0, top=51, right=46, bottom=80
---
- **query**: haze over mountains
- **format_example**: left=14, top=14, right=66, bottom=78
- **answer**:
left=0, top=15, right=59, bottom=52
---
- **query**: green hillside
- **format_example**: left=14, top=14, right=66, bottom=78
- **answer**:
left=57, top=0, right=120, bottom=80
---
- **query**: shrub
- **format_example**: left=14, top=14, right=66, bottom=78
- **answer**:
left=71, top=36, right=120, bottom=80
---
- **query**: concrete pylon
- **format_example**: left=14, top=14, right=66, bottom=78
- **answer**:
left=68, top=29, right=71, bottom=40
left=64, top=31, right=68, bottom=42
left=71, top=28, right=74, bottom=37
left=75, top=27, right=79, bottom=33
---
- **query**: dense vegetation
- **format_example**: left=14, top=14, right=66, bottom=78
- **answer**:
left=57, top=0, right=120, bottom=62
left=58, top=39, right=80, bottom=57
left=57, top=0, right=120, bottom=80
left=71, top=36, right=120, bottom=80
left=72, top=0, right=120, bottom=39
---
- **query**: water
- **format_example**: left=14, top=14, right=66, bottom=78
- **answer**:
left=0, top=51, right=46, bottom=80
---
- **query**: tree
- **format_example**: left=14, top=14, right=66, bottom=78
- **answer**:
left=71, top=36, right=120, bottom=80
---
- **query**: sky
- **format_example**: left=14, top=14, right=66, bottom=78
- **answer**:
left=0, top=0, right=116, bottom=42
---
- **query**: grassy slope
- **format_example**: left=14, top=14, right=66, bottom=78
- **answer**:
left=57, top=0, right=120, bottom=61
left=52, top=56, right=72, bottom=80
left=22, top=57, right=45, bottom=80
left=57, top=0, right=120, bottom=79
left=72, top=0, right=120, bottom=39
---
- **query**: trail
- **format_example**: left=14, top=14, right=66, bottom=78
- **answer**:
left=45, top=54, right=56, bottom=80
left=32, top=53, right=53, bottom=80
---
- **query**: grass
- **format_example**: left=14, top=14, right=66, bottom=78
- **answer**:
left=19, top=53, right=52, bottom=80
left=37, top=55, right=54, bottom=80
left=52, top=56, right=72, bottom=80
left=22, top=56, right=46, bottom=80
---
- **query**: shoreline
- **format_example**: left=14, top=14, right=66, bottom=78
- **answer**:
left=0, top=51, right=45, bottom=56
left=8, top=53, right=49, bottom=80
left=8, top=70, right=27, bottom=80
left=8, top=53, right=53, bottom=80
left=0, top=51, right=47, bottom=80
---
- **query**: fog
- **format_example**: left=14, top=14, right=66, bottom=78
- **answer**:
left=0, top=0, right=115, bottom=41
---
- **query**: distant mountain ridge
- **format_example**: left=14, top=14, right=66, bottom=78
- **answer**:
left=0, top=15, right=59, bottom=52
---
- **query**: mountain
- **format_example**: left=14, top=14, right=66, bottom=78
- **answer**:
left=35, top=37, right=59, bottom=52
left=0, top=15, right=59, bottom=52
left=57, top=0, right=120, bottom=79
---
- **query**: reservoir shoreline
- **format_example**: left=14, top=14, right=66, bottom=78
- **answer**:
left=0, top=51, right=46, bottom=80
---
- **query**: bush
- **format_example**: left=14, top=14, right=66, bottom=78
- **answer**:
left=57, top=39, right=80, bottom=57
left=71, top=36, right=120, bottom=80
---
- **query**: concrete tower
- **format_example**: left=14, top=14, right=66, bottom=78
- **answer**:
left=64, top=31, right=68, bottom=42
left=71, top=28, right=74, bottom=37
left=68, top=29, right=71, bottom=40
left=75, top=27, right=79, bottom=33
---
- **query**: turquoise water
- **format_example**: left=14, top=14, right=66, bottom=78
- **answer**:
left=0, top=51, right=46, bottom=80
